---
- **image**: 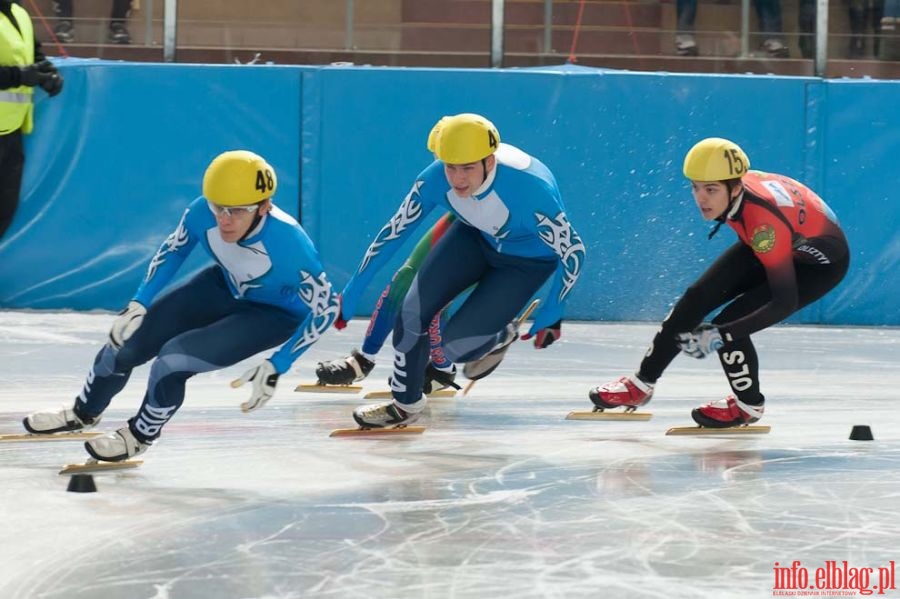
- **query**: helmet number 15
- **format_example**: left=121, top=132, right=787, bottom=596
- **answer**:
left=724, top=149, right=746, bottom=176
left=256, top=169, right=275, bottom=193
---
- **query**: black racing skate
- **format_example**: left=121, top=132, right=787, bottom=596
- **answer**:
left=423, top=363, right=461, bottom=394
left=315, top=349, right=375, bottom=386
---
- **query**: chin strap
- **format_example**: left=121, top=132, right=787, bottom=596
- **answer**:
left=707, top=182, right=744, bottom=240
left=707, top=217, right=726, bottom=240
left=238, top=209, right=264, bottom=242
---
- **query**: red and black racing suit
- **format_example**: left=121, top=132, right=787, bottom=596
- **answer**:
left=637, top=171, right=850, bottom=405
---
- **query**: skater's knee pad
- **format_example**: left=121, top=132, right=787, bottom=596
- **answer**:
left=150, top=340, right=207, bottom=382
left=109, top=343, right=143, bottom=373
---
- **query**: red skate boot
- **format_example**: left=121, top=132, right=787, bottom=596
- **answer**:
left=589, top=375, right=654, bottom=412
left=691, top=396, right=764, bottom=428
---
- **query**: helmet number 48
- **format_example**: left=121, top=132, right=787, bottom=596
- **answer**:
left=724, top=149, right=746, bottom=176
left=255, top=169, right=275, bottom=193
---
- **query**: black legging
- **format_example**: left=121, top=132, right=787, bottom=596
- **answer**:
left=638, top=242, right=849, bottom=405
left=0, top=130, right=24, bottom=240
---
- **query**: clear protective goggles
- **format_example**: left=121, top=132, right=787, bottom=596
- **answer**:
left=207, top=200, right=260, bottom=218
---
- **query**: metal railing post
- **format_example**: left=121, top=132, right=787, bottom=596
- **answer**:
left=163, top=0, right=177, bottom=62
left=491, top=0, right=505, bottom=67
left=543, top=0, right=553, bottom=54
left=345, top=0, right=355, bottom=50
left=144, top=0, right=154, bottom=45
left=814, top=0, right=829, bottom=77
left=740, top=0, right=750, bottom=57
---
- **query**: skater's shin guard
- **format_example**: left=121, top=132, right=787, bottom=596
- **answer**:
left=715, top=336, right=764, bottom=405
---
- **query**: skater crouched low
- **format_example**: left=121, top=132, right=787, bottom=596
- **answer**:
left=336, top=113, right=584, bottom=428
left=590, top=138, right=849, bottom=428
left=24, top=150, right=339, bottom=459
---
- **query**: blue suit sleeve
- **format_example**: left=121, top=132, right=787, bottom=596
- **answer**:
left=339, top=179, right=435, bottom=319
left=528, top=210, right=586, bottom=335
left=268, top=269, right=340, bottom=374
left=133, top=208, right=198, bottom=307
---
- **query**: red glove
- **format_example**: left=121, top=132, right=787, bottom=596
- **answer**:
left=334, top=295, right=348, bottom=330
left=521, top=320, right=562, bottom=349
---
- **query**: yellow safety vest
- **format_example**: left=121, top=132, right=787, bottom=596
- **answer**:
left=0, top=3, right=35, bottom=135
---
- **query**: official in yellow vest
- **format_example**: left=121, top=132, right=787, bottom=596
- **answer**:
left=1, top=0, right=63, bottom=239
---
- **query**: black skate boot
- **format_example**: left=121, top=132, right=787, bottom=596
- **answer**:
left=423, top=363, right=461, bottom=394
left=315, top=349, right=374, bottom=386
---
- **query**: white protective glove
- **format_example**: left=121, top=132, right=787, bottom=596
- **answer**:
left=231, top=360, right=280, bottom=413
left=108, top=301, right=147, bottom=349
left=676, top=323, right=725, bottom=359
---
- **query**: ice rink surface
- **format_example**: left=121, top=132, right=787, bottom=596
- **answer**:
left=1, top=312, right=898, bottom=599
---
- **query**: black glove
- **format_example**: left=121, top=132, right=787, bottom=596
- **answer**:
left=17, top=64, right=53, bottom=87
left=17, top=64, right=63, bottom=96
left=35, top=60, right=59, bottom=75
left=40, top=73, right=63, bottom=97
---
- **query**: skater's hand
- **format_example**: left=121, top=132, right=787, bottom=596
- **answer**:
left=521, top=320, right=562, bottom=349
left=232, top=360, right=279, bottom=413
left=676, top=324, right=724, bottom=359
left=108, top=301, right=146, bottom=350
left=334, top=295, right=348, bottom=330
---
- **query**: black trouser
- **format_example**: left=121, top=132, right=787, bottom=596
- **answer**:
left=638, top=242, right=850, bottom=405
left=54, top=0, right=132, bottom=23
left=0, top=130, right=24, bottom=240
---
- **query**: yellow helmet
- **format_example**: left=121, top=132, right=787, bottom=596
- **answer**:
left=427, top=116, right=450, bottom=154
left=433, top=113, right=500, bottom=164
left=202, top=150, right=277, bottom=206
left=683, top=138, right=750, bottom=181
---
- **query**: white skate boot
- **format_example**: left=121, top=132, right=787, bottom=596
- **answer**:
left=462, top=323, right=518, bottom=381
left=23, top=404, right=101, bottom=434
left=352, top=401, right=420, bottom=429
left=84, top=425, right=151, bottom=462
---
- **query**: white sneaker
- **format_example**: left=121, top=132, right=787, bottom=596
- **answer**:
left=762, top=38, right=789, bottom=58
left=675, top=34, right=698, bottom=56
left=352, top=401, right=419, bottom=428
left=23, top=405, right=101, bottom=434
left=85, top=425, right=151, bottom=462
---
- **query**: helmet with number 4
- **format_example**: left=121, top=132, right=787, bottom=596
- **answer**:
left=433, top=113, right=500, bottom=164
left=683, top=138, right=750, bottom=182
left=203, top=150, right=277, bottom=206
